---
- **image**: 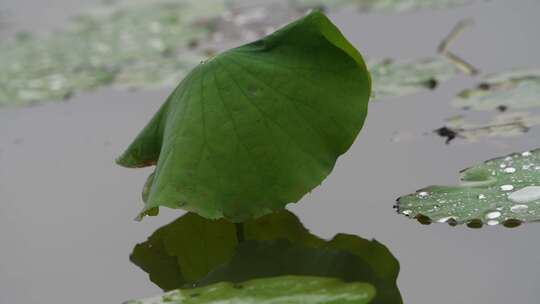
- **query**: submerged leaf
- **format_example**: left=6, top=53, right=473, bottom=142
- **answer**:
left=0, top=0, right=340, bottom=107
left=117, top=11, right=371, bottom=221
left=397, top=149, right=540, bottom=227
left=435, top=112, right=540, bottom=143
left=130, top=210, right=401, bottom=303
left=369, top=57, right=459, bottom=100
left=299, top=0, right=483, bottom=13
left=124, top=275, right=376, bottom=304
left=453, top=69, right=540, bottom=111
left=0, top=0, right=227, bottom=106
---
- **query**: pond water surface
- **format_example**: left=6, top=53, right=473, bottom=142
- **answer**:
left=1, top=1, right=540, bottom=303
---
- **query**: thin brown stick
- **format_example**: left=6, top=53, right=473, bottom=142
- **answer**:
left=438, top=18, right=479, bottom=76
left=438, top=18, right=474, bottom=53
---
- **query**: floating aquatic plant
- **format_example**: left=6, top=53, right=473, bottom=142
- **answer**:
left=454, top=69, right=540, bottom=111
left=435, top=112, right=540, bottom=143
left=124, top=275, right=376, bottom=304
left=397, top=149, right=540, bottom=228
left=369, top=57, right=459, bottom=100
left=300, top=0, right=484, bottom=12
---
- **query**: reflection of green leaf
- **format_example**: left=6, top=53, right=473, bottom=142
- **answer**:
left=454, top=69, right=540, bottom=111
left=397, top=149, right=540, bottom=228
left=117, top=11, right=371, bottom=222
left=131, top=210, right=401, bottom=303
left=131, top=213, right=238, bottom=290
left=131, top=211, right=320, bottom=290
left=125, top=275, right=376, bottom=304
left=369, top=58, right=459, bottom=100
left=200, top=240, right=400, bottom=304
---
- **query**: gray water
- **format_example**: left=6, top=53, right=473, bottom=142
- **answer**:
left=1, top=0, right=540, bottom=303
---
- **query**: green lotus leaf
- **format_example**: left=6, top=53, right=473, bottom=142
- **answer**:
left=199, top=239, right=400, bottom=304
left=117, top=11, right=371, bottom=221
left=397, top=148, right=540, bottom=228
left=124, top=275, right=375, bottom=304
left=453, top=69, right=540, bottom=111
left=130, top=210, right=401, bottom=303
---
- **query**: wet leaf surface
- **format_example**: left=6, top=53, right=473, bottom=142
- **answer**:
left=124, top=275, right=375, bottom=304
left=116, top=11, right=371, bottom=221
left=454, top=69, right=540, bottom=111
left=397, top=149, right=540, bottom=227
left=131, top=210, right=401, bottom=303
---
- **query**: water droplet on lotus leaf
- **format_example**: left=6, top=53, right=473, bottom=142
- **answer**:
left=510, top=204, right=529, bottom=213
left=485, top=211, right=501, bottom=220
left=417, top=191, right=429, bottom=198
left=486, top=219, right=499, bottom=226
left=508, top=186, right=540, bottom=204
left=503, top=167, right=516, bottom=174
left=500, top=184, right=514, bottom=191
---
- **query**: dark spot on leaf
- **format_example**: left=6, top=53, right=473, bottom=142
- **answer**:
left=496, top=105, right=508, bottom=112
left=188, top=39, right=199, bottom=49
left=447, top=218, right=458, bottom=226
left=416, top=214, right=432, bottom=225
left=466, top=219, right=483, bottom=229
left=434, top=126, right=457, bottom=144
left=62, top=91, right=74, bottom=100
left=424, top=78, right=438, bottom=89
left=478, top=82, right=491, bottom=90
left=233, top=284, right=244, bottom=289
left=503, top=219, right=522, bottom=228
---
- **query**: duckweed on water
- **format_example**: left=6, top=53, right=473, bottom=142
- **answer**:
left=397, top=149, right=540, bottom=228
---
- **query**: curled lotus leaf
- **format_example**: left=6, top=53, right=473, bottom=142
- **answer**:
left=117, top=11, right=371, bottom=221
